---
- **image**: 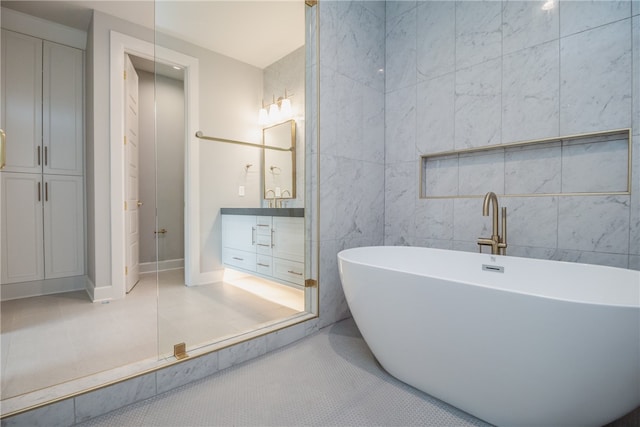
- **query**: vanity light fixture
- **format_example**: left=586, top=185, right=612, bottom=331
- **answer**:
left=258, top=101, right=269, bottom=126
left=269, top=95, right=282, bottom=123
left=259, top=89, right=294, bottom=126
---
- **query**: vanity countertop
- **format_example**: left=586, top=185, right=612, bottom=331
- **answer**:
left=220, top=208, right=304, bottom=217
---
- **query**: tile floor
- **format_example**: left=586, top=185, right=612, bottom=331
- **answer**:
left=77, top=318, right=493, bottom=427
left=1, top=270, right=304, bottom=399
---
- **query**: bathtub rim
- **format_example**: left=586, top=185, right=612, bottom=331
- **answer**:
left=337, top=246, right=640, bottom=309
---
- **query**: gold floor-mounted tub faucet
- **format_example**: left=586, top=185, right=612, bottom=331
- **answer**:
left=477, top=191, right=507, bottom=255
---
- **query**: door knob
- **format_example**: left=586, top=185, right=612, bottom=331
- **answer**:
left=137, top=200, right=143, bottom=207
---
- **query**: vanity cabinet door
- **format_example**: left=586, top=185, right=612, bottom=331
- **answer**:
left=272, top=217, right=304, bottom=263
left=222, top=215, right=256, bottom=253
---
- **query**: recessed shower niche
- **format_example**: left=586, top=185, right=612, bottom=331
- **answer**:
left=420, top=128, right=632, bottom=199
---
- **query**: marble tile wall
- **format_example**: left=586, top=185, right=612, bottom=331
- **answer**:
left=384, top=0, right=639, bottom=269
left=317, top=0, right=386, bottom=328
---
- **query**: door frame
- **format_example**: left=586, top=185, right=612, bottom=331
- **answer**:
left=110, top=31, right=199, bottom=299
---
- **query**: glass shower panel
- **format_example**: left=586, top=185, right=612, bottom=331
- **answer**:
left=0, top=0, right=162, bottom=412
left=154, top=1, right=317, bottom=359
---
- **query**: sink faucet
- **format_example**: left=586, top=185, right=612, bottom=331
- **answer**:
left=277, top=189, right=291, bottom=208
left=265, top=189, right=276, bottom=208
left=477, top=191, right=507, bottom=255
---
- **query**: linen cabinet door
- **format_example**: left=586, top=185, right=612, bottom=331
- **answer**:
left=42, top=41, right=84, bottom=176
left=43, top=175, right=85, bottom=279
left=1, top=173, right=44, bottom=284
left=1, top=30, right=42, bottom=174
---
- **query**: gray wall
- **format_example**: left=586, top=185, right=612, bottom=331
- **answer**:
left=137, top=70, right=185, bottom=265
left=384, top=1, right=640, bottom=269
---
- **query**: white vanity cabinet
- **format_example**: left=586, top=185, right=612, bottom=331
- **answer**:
left=221, top=212, right=304, bottom=287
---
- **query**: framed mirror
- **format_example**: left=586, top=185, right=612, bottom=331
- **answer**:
left=263, top=120, right=296, bottom=199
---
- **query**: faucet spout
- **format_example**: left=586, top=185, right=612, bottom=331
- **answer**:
left=482, top=191, right=499, bottom=241
left=478, top=191, right=507, bottom=255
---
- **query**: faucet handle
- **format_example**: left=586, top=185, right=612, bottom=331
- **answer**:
left=477, top=237, right=494, bottom=253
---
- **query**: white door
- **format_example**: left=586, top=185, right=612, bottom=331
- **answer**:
left=125, top=55, right=140, bottom=292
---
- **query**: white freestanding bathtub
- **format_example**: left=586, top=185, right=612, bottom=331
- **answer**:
left=337, top=246, right=640, bottom=427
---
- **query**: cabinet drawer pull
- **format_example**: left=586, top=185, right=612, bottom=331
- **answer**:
left=44, top=146, right=48, bottom=166
left=45, top=182, right=48, bottom=202
left=287, top=270, right=303, bottom=276
left=252, top=226, right=256, bottom=245
left=37, top=182, right=41, bottom=202
left=271, top=228, right=275, bottom=247
left=257, top=243, right=270, bottom=247
left=37, top=146, right=41, bottom=166
left=257, top=263, right=270, bottom=267
left=257, top=224, right=270, bottom=227
left=232, top=257, right=244, bottom=261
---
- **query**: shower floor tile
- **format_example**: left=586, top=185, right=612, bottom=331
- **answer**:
left=0, top=270, right=303, bottom=400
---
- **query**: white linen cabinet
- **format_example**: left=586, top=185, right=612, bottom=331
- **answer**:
left=1, top=29, right=85, bottom=288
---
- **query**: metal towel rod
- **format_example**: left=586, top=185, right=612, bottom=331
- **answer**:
left=195, top=131, right=293, bottom=152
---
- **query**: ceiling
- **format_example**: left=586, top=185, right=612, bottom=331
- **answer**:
left=1, top=0, right=305, bottom=69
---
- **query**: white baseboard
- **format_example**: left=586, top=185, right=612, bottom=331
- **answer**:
left=140, top=258, right=184, bottom=274
left=1, top=276, right=88, bottom=302
left=196, top=269, right=224, bottom=286
left=87, top=278, right=114, bottom=303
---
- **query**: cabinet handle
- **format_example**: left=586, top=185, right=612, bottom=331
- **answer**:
left=45, top=182, right=48, bottom=202
left=257, top=224, right=270, bottom=227
left=251, top=226, right=256, bottom=245
left=37, top=182, right=41, bottom=202
left=271, top=228, right=275, bottom=247
left=0, top=129, right=5, bottom=169
left=232, top=256, right=244, bottom=261
left=257, top=243, right=270, bottom=247
left=287, top=270, right=303, bottom=276
left=44, top=146, right=48, bottom=166
left=257, top=263, right=270, bottom=267
left=37, top=146, right=41, bottom=166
